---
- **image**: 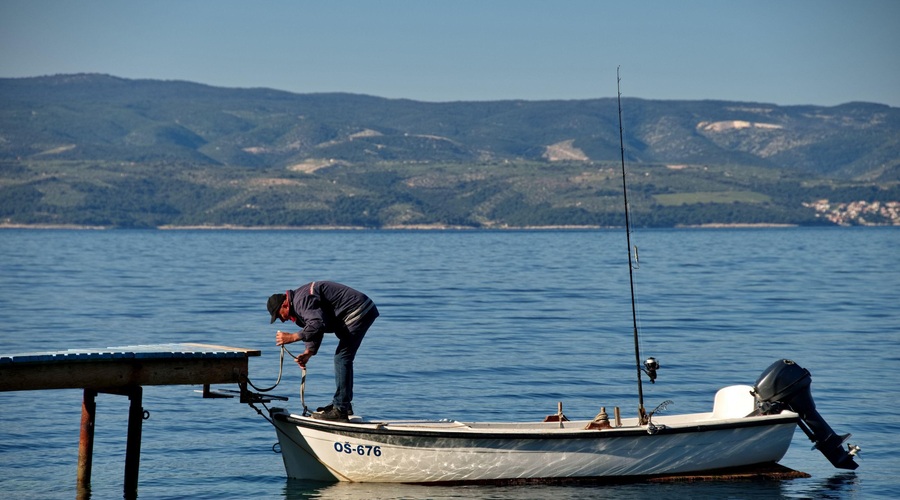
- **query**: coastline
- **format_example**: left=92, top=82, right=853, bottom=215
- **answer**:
left=1, top=222, right=816, bottom=231
left=0, top=223, right=609, bottom=231
left=0, top=223, right=109, bottom=230
left=678, top=223, right=798, bottom=228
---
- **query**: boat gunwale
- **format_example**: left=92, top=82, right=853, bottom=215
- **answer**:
left=273, top=410, right=799, bottom=441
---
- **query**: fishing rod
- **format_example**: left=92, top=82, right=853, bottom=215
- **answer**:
left=616, top=67, right=648, bottom=424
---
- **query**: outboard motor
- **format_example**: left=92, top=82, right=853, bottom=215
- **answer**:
left=752, top=359, right=859, bottom=470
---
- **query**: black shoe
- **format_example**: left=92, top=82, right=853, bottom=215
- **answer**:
left=312, top=406, right=349, bottom=422
left=316, top=403, right=353, bottom=415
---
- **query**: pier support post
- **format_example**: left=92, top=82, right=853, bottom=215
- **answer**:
left=77, top=389, right=97, bottom=494
left=1, top=343, right=259, bottom=496
left=124, top=386, right=143, bottom=498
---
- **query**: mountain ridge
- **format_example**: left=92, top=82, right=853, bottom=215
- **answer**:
left=3, top=73, right=897, bottom=179
left=1, top=74, right=898, bottom=228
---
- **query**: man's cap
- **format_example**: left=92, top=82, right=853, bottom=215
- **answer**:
left=267, top=293, right=286, bottom=324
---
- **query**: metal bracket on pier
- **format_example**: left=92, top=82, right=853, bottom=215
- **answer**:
left=199, top=382, right=288, bottom=404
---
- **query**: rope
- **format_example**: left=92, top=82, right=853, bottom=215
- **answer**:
left=245, top=345, right=289, bottom=393
left=285, top=345, right=311, bottom=415
left=300, top=365, right=309, bottom=416
left=244, top=344, right=311, bottom=416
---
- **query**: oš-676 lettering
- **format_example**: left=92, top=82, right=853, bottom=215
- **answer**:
left=333, top=441, right=382, bottom=456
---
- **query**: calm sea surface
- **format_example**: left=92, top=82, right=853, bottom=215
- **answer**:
left=1, top=228, right=898, bottom=499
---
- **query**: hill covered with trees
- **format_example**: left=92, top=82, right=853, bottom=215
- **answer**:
left=1, top=74, right=898, bottom=228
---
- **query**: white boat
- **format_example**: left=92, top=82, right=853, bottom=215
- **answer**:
left=259, top=72, right=859, bottom=484
left=267, top=362, right=856, bottom=483
left=268, top=385, right=794, bottom=483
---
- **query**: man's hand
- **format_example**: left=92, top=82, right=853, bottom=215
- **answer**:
left=276, top=330, right=299, bottom=346
left=295, top=350, right=313, bottom=368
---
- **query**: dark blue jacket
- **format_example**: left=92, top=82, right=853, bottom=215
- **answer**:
left=287, top=281, right=377, bottom=354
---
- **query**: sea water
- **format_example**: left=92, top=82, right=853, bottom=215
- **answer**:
left=1, top=227, right=898, bottom=499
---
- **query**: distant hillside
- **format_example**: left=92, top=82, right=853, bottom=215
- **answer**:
left=1, top=74, right=898, bottom=228
left=4, top=73, right=899, bottom=178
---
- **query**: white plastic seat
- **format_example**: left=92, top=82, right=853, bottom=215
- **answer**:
left=711, top=384, right=756, bottom=419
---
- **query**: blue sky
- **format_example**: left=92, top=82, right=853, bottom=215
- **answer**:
left=2, top=0, right=898, bottom=107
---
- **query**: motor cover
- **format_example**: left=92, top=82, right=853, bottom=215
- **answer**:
left=753, top=359, right=858, bottom=470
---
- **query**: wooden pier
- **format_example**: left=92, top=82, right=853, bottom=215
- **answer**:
left=0, top=343, right=261, bottom=498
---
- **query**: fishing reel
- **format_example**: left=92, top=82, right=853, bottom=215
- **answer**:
left=642, top=357, right=659, bottom=383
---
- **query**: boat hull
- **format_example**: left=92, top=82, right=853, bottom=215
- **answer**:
left=271, top=410, right=798, bottom=483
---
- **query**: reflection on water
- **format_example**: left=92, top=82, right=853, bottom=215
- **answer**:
left=284, top=476, right=811, bottom=499
left=795, top=472, right=861, bottom=499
